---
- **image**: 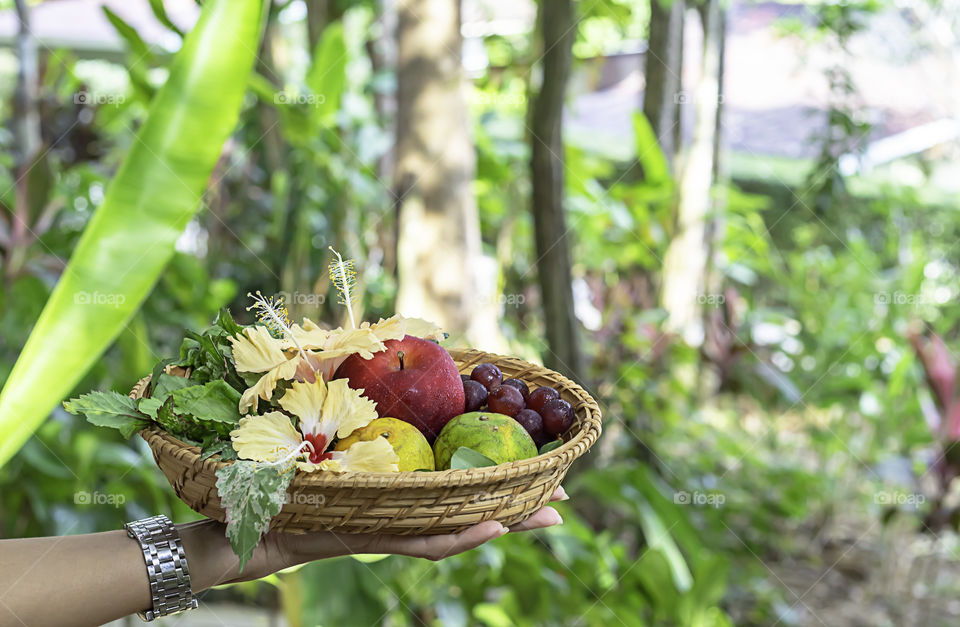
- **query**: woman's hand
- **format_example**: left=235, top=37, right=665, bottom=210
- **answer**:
left=364, top=500, right=565, bottom=561
left=219, top=486, right=568, bottom=584
left=0, top=488, right=567, bottom=625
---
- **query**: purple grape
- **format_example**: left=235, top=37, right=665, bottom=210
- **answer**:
left=501, top=378, right=530, bottom=404
left=487, top=384, right=524, bottom=417
left=528, top=386, right=560, bottom=413
left=541, top=398, right=574, bottom=436
left=461, top=374, right=472, bottom=384
left=471, top=363, right=503, bottom=391
left=463, top=380, right=488, bottom=413
left=514, top=408, right=545, bottom=445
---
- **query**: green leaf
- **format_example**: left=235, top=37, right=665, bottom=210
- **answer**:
left=0, top=0, right=266, bottom=467
left=350, top=554, right=389, bottom=563
left=449, top=447, right=498, bottom=469
left=151, top=373, right=195, bottom=399
left=23, top=150, right=52, bottom=225
left=171, top=380, right=242, bottom=427
left=102, top=6, right=153, bottom=59
left=214, top=307, right=244, bottom=338
left=63, top=391, right=150, bottom=439
left=538, top=439, right=563, bottom=455
left=137, top=397, right=163, bottom=419
left=473, top=603, right=514, bottom=627
left=200, top=439, right=238, bottom=461
left=116, top=313, right=154, bottom=380
left=215, top=461, right=293, bottom=572
left=148, top=357, right=178, bottom=393
left=305, top=21, right=347, bottom=123
left=632, top=111, right=671, bottom=186
left=148, top=0, right=185, bottom=37
left=637, top=501, right=693, bottom=593
left=153, top=380, right=241, bottom=442
left=173, top=313, right=246, bottom=389
left=154, top=396, right=203, bottom=442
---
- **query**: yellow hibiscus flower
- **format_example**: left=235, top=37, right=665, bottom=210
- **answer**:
left=229, top=325, right=302, bottom=413
left=229, top=377, right=399, bottom=473
left=292, top=324, right=386, bottom=381
left=229, top=323, right=383, bottom=413
left=231, top=314, right=446, bottom=414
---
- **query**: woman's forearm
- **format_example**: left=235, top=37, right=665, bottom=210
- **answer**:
left=0, top=527, right=154, bottom=626
left=0, top=519, right=311, bottom=626
left=0, top=492, right=564, bottom=626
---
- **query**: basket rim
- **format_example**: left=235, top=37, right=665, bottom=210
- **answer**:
left=137, top=347, right=602, bottom=489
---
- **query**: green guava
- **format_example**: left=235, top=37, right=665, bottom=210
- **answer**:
left=433, top=411, right=538, bottom=470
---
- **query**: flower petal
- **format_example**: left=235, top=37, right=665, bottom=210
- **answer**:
left=229, top=325, right=291, bottom=373
left=230, top=411, right=303, bottom=464
left=322, top=327, right=386, bottom=359
left=301, top=353, right=344, bottom=383
left=323, top=378, right=379, bottom=438
left=284, top=319, right=333, bottom=351
left=294, top=327, right=387, bottom=382
left=239, top=357, right=300, bottom=414
left=318, top=438, right=399, bottom=473
left=366, top=314, right=445, bottom=342
left=278, top=378, right=327, bottom=436
left=402, top=317, right=445, bottom=341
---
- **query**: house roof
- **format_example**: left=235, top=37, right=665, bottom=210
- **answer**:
left=568, top=1, right=959, bottom=172
left=0, top=0, right=954, bottom=176
left=0, top=0, right=197, bottom=60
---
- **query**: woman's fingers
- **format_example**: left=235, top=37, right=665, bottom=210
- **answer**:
left=378, top=520, right=507, bottom=561
left=377, top=502, right=566, bottom=558
left=286, top=487, right=570, bottom=564
left=505, top=506, right=563, bottom=532
left=514, top=486, right=568, bottom=529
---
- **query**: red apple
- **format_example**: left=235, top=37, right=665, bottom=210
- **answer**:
left=333, top=335, right=465, bottom=440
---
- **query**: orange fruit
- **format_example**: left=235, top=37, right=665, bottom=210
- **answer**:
left=335, top=417, right=435, bottom=471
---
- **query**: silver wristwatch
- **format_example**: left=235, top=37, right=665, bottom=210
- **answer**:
left=124, top=515, right=199, bottom=621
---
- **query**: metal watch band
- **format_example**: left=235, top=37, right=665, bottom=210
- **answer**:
left=124, top=515, right=199, bottom=621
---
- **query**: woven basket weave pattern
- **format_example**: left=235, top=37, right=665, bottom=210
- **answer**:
left=136, top=348, right=602, bottom=535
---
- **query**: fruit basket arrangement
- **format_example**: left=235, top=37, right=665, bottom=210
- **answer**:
left=65, top=251, right=601, bottom=570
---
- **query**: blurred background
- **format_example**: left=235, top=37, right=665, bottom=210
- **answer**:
left=1, top=0, right=959, bottom=624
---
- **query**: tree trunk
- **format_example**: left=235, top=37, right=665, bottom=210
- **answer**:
left=660, top=0, right=722, bottom=345
left=394, top=0, right=501, bottom=348
left=705, top=1, right=728, bottom=295
left=642, top=0, right=685, bottom=168
left=306, top=0, right=345, bottom=51
left=367, top=0, right=399, bottom=279
left=529, top=0, right=583, bottom=382
left=367, top=0, right=397, bottom=182
left=13, top=0, right=39, bottom=163
left=6, top=0, right=41, bottom=283
left=255, top=8, right=296, bottom=294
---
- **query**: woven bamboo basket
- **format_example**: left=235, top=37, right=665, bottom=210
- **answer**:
left=134, top=347, right=601, bottom=535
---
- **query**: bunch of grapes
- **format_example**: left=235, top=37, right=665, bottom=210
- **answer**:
left=460, top=363, right=574, bottom=447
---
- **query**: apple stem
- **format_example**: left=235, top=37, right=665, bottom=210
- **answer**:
left=397, top=350, right=405, bottom=370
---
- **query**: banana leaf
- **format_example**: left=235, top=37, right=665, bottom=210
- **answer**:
left=0, top=0, right=267, bottom=467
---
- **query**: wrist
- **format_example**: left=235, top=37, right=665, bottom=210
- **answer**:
left=180, top=520, right=308, bottom=585
left=178, top=520, right=368, bottom=587
left=176, top=519, right=236, bottom=589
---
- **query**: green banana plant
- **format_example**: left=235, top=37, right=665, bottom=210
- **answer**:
left=0, top=0, right=267, bottom=466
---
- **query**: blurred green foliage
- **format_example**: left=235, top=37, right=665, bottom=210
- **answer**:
left=0, top=0, right=265, bottom=466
